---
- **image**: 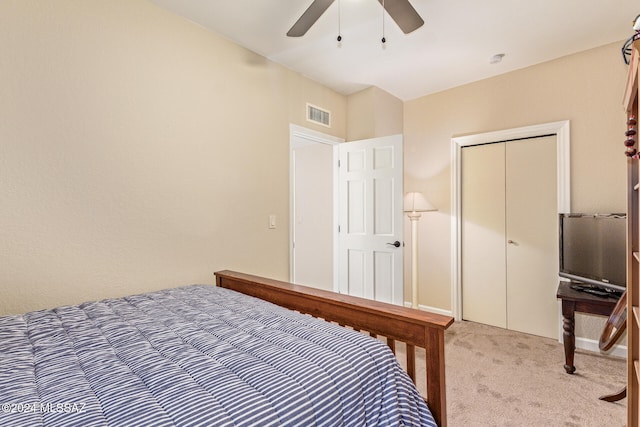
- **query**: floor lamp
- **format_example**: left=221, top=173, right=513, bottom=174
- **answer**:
left=404, top=192, right=437, bottom=309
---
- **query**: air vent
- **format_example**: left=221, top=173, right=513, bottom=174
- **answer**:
left=306, top=103, right=331, bottom=127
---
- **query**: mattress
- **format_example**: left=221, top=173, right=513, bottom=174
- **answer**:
left=0, top=284, right=436, bottom=426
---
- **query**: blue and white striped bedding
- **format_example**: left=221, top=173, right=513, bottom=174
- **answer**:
left=0, top=284, right=436, bottom=427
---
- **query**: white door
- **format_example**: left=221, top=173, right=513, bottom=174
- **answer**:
left=338, top=135, right=404, bottom=305
left=505, top=136, right=558, bottom=338
left=461, top=136, right=558, bottom=339
left=461, top=143, right=507, bottom=328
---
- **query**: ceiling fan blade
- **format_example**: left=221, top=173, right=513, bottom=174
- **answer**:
left=287, top=0, right=336, bottom=37
left=378, top=0, right=424, bottom=34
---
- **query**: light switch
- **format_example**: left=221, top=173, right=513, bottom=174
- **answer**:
left=269, top=215, right=276, bottom=229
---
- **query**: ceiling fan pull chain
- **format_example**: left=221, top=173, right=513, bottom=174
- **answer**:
left=381, top=0, right=386, bottom=44
left=337, top=0, right=342, bottom=42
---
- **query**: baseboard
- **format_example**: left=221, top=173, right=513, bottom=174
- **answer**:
left=404, top=302, right=453, bottom=317
left=572, top=336, right=627, bottom=359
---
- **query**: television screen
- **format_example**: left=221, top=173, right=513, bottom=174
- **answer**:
left=559, top=213, right=626, bottom=293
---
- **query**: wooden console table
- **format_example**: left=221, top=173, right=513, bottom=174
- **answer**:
left=556, top=281, right=619, bottom=374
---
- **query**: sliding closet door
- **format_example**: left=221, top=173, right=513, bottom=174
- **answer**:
left=505, top=136, right=558, bottom=338
left=461, top=143, right=507, bottom=328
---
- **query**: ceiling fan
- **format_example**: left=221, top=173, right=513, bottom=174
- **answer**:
left=287, top=0, right=424, bottom=37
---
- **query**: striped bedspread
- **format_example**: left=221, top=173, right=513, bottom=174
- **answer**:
left=0, top=285, right=436, bottom=427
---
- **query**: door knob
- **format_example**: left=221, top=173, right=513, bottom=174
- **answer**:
left=387, top=241, right=401, bottom=248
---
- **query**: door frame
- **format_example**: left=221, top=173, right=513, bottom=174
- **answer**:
left=289, top=124, right=343, bottom=291
left=451, top=120, right=571, bottom=322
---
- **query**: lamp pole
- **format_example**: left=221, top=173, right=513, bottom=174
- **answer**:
left=408, top=211, right=421, bottom=309
left=403, top=191, right=436, bottom=310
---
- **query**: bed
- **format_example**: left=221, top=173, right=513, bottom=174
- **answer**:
left=0, top=270, right=453, bottom=426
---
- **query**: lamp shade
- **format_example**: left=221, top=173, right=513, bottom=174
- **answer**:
left=404, top=192, right=436, bottom=213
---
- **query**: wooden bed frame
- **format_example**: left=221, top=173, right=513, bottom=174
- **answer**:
left=215, top=270, right=454, bottom=426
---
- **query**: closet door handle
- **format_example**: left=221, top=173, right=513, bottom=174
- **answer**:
left=387, top=241, right=401, bottom=248
left=507, top=239, right=516, bottom=245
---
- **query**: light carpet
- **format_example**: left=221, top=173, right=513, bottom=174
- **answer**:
left=399, top=320, right=626, bottom=426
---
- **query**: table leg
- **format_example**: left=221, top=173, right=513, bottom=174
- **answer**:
left=562, top=301, right=576, bottom=374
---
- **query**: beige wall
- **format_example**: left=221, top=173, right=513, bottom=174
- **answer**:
left=347, top=86, right=403, bottom=141
left=404, top=41, right=628, bottom=339
left=0, top=0, right=347, bottom=315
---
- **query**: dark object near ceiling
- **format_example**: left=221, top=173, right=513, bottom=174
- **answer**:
left=287, top=0, right=424, bottom=37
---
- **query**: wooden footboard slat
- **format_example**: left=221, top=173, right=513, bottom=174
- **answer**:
left=215, top=270, right=454, bottom=426
left=407, top=343, right=416, bottom=382
left=387, top=338, right=396, bottom=354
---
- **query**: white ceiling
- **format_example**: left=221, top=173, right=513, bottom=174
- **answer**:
left=150, top=0, right=639, bottom=101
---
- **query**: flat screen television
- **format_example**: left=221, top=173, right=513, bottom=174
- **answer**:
left=558, top=213, right=626, bottom=294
